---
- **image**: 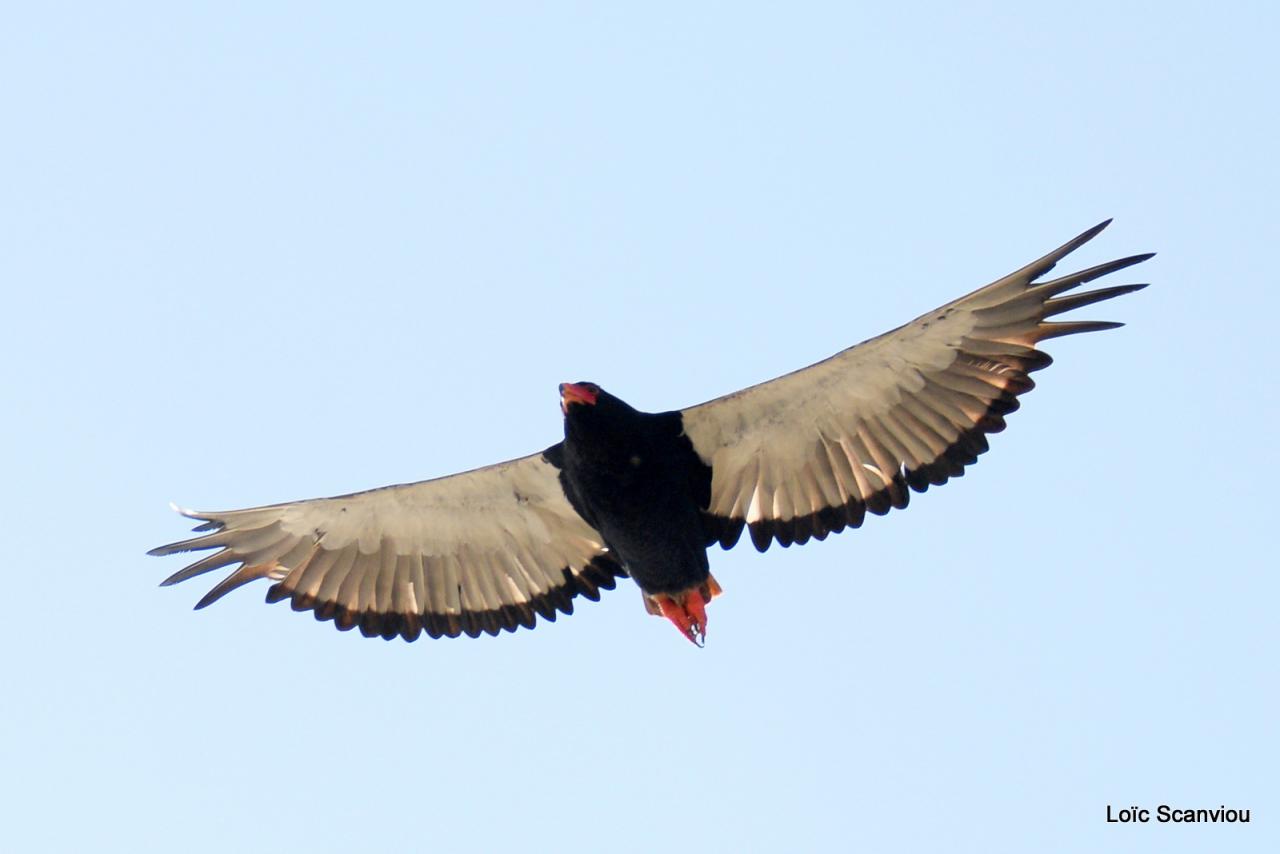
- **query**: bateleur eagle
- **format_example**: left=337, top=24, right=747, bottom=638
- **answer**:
left=152, top=221, right=1151, bottom=645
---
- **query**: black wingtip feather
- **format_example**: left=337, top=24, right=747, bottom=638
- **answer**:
left=749, top=523, right=772, bottom=552
left=1038, top=320, right=1125, bottom=340
left=1043, top=282, right=1148, bottom=317
left=192, top=590, right=223, bottom=610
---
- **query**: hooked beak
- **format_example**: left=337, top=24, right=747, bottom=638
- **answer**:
left=559, top=383, right=598, bottom=413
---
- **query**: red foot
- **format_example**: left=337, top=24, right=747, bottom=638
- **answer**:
left=649, top=576, right=721, bottom=646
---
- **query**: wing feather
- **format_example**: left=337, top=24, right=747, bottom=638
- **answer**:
left=682, top=221, right=1151, bottom=551
left=151, top=449, right=625, bottom=640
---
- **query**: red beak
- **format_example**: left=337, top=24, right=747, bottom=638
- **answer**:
left=559, top=383, right=599, bottom=411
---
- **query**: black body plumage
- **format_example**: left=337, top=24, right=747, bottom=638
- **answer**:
left=548, top=387, right=713, bottom=596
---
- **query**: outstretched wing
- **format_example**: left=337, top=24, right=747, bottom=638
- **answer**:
left=681, top=220, right=1152, bottom=552
left=150, top=449, right=625, bottom=640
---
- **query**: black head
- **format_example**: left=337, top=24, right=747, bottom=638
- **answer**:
left=559, top=381, right=601, bottom=415
left=558, top=381, right=646, bottom=437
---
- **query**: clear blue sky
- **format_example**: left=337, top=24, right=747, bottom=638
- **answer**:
left=3, top=3, right=1275, bottom=852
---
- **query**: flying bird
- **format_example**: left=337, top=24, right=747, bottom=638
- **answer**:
left=152, top=221, right=1151, bottom=645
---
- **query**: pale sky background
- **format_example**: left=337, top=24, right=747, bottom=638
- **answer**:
left=2, top=3, right=1276, bottom=852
